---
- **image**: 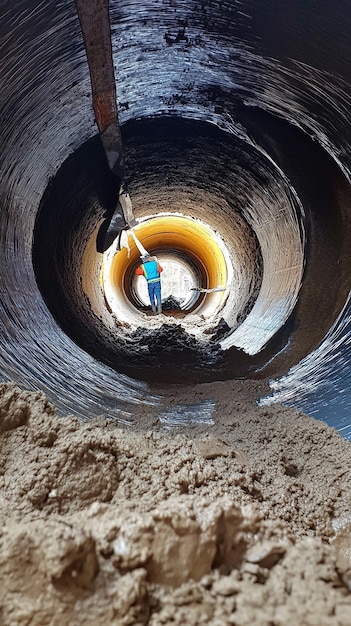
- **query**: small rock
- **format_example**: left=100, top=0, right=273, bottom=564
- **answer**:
left=246, top=541, right=286, bottom=569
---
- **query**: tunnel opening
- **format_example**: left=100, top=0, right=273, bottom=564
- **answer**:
left=132, top=251, right=203, bottom=312
left=102, top=212, right=231, bottom=323
left=129, top=250, right=204, bottom=313
left=31, top=114, right=351, bottom=385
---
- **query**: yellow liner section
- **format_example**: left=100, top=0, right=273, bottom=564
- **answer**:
left=110, top=215, right=227, bottom=293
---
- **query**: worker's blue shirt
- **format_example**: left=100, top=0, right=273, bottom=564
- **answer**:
left=143, top=260, right=160, bottom=283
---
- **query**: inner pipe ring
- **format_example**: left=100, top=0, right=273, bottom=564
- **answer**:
left=129, top=249, right=204, bottom=312
left=102, top=213, right=231, bottom=322
left=32, top=117, right=313, bottom=383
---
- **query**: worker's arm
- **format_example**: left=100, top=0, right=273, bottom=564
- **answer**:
left=135, top=265, right=145, bottom=275
left=157, top=263, right=163, bottom=273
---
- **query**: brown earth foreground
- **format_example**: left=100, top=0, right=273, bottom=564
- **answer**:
left=1, top=379, right=351, bottom=625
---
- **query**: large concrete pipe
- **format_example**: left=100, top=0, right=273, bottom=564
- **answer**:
left=1, top=0, right=351, bottom=436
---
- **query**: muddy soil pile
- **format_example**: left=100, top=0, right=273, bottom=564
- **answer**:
left=0, top=380, right=351, bottom=625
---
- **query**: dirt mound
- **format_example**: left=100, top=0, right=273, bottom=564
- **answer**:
left=0, top=381, right=351, bottom=625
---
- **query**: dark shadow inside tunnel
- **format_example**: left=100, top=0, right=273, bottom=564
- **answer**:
left=32, top=116, right=351, bottom=385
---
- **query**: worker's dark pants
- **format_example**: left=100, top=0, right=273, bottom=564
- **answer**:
left=147, top=280, right=161, bottom=310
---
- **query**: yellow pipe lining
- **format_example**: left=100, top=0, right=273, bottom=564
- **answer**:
left=110, top=215, right=227, bottom=298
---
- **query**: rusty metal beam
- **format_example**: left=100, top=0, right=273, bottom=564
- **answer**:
left=75, top=0, right=136, bottom=252
left=75, top=0, right=124, bottom=180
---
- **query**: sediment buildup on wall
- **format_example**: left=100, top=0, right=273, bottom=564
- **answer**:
left=1, top=0, right=351, bottom=436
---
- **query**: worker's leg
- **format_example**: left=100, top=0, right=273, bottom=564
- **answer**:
left=154, top=282, right=162, bottom=314
left=148, top=283, right=157, bottom=314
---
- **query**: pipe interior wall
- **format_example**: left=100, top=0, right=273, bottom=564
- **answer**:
left=1, top=0, right=351, bottom=436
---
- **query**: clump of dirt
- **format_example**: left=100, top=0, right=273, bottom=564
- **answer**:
left=161, top=295, right=183, bottom=311
left=0, top=380, right=351, bottom=625
left=130, top=322, right=224, bottom=368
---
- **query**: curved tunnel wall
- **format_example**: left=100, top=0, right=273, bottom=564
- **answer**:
left=1, top=0, right=351, bottom=435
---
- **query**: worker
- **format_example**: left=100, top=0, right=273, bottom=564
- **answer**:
left=135, top=254, right=163, bottom=314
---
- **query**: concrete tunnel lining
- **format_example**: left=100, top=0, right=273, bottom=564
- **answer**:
left=1, top=0, right=351, bottom=433
left=32, top=117, right=309, bottom=383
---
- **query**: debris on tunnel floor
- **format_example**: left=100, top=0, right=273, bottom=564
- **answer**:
left=161, top=295, right=183, bottom=311
left=120, top=321, right=225, bottom=372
